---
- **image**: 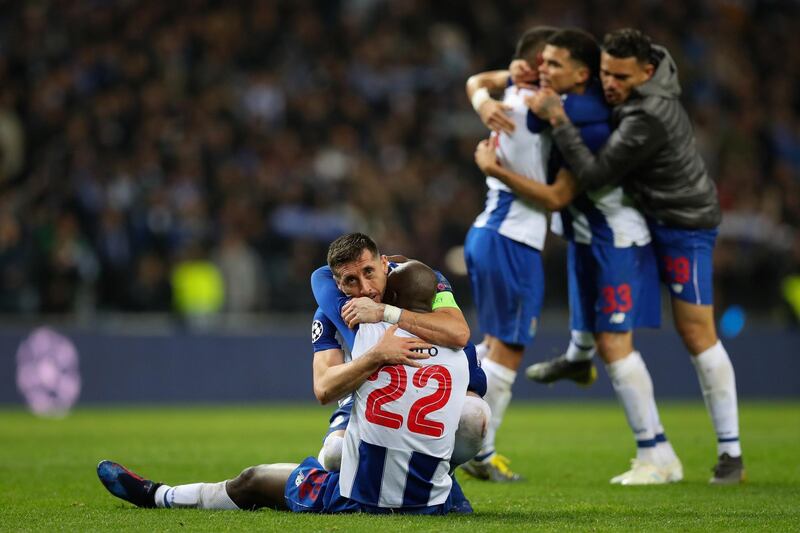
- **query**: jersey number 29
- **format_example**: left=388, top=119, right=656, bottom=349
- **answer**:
left=365, top=365, right=452, bottom=437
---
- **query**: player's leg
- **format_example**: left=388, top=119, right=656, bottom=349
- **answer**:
left=655, top=226, right=744, bottom=483
left=526, top=242, right=597, bottom=385
left=588, top=243, right=675, bottom=485
left=465, top=336, right=524, bottom=481
left=475, top=334, right=492, bottom=362
left=525, top=329, right=597, bottom=385
left=462, top=228, right=542, bottom=482
left=225, top=464, right=297, bottom=510
left=451, top=393, right=491, bottom=467
left=672, top=298, right=744, bottom=483
left=317, top=398, right=352, bottom=472
left=596, top=331, right=668, bottom=485
left=97, top=459, right=295, bottom=510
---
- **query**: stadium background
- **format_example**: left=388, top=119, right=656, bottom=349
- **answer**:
left=0, top=0, right=798, bottom=406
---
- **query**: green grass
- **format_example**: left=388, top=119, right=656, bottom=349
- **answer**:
left=1, top=402, right=798, bottom=532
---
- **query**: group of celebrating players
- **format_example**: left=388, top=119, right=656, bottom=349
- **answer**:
left=96, top=24, right=745, bottom=516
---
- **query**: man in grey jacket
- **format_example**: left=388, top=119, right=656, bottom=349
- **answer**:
left=528, top=28, right=744, bottom=484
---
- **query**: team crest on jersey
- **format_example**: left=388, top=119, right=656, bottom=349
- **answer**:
left=311, top=320, right=323, bottom=343
left=295, top=471, right=305, bottom=487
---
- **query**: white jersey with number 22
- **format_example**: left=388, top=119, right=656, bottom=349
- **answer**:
left=338, top=322, right=468, bottom=509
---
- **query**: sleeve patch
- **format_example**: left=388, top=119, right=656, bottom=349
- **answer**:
left=311, top=320, right=324, bottom=343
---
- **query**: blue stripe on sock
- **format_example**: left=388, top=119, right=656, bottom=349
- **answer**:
left=636, top=438, right=657, bottom=448
left=163, top=487, right=172, bottom=508
left=718, top=436, right=739, bottom=443
left=655, top=433, right=667, bottom=443
left=473, top=450, right=494, bottom=462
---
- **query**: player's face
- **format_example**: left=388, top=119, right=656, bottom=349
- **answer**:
left=600, top=53, right=654, bottom=106
left=538, top=45, right=589, bottom=95
left=334, top=248, right=389, bottom=302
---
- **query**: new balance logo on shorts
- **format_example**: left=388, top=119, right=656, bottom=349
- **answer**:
left=610, top=312, right=626, bottom=324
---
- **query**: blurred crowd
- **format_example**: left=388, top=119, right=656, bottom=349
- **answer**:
left=0, top=0, right=797, bottom=323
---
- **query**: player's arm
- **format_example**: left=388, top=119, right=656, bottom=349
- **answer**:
left=474, top=139, right=578, bottom=211
left=466, top=70, right=515, bottom=134
left=312, top=326, right=432, bottom=405
left=340, top=299, right=470, bottom=349
left=394, top=305, right=470, bottom=350
left=310, top=266, right=355, bottom=348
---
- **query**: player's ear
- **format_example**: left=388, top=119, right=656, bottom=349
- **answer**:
left=577, top=65, right=590, bottom=84
left=381, top=254, right=389, bottom=274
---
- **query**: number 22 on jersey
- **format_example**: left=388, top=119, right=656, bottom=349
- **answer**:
left=365, top=365, right=452, bottom=438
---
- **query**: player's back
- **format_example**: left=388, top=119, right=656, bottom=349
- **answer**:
left=339, top=322, right=469, bottom=510
left=473, top=85, right=551, bottom=251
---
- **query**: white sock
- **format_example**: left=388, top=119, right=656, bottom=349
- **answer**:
left=565, top=330, right=596, bottom=362
left=475, top=341, right=489, bottom=362
left=477, top=358, right=516, bottom=459
left=317, top=433, right=344, bottom=472
left=692, top=341, right=742, bottom=457
left=649, top=385, right=679, bottom=466
left=605, top=351, right=658, bottom=462
left=154, top=481, right=239, bottom=510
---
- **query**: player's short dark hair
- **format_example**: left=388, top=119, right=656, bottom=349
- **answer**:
left=602, top=28, right=653, bottom=64
left=327, top=232, right=379, bottom=277
left=514, top=26, right=559, bottom=63
left=384, top=260, right=437, bottom=313
left=546, top=28, right=600, bottom=78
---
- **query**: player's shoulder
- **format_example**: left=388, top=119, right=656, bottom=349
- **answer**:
left=311, top=308, right=342, bottom=352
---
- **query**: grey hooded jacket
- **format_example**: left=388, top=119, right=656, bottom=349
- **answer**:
left=551, top=45, right=721, bottom=229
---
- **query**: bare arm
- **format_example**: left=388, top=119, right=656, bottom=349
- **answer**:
left=311, top=327, right=432, bottom=405
left=395, top=306, right=470, bottom=349
left=341, top=299, right=470, bottom=349
left=474, top=139, right=579, bottom=211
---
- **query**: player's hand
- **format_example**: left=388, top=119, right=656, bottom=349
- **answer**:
left=370, top=325, right=432, bottom=368
left=385, top=254, right=409, bottom=263
left=509, top=59, right=537, bottom=90
left=526, top=88, right=566, bottom=124
left=341, top=297, right=384, bottom=328
left=478, top=99, right=515, bottom=134
left=474, top=139, right=498, bottom=175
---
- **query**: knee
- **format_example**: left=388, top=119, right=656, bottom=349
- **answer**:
left=594, top=332, right=632, bottom=363
left=318, top=433, right=344, bottom=472
left=675, top=319, right=716, bottom=355
left=231, top=466, right=258, bottom=491
left=451, top=395, right=491, bottom=466
left=229, top=465, right=269, bottom=496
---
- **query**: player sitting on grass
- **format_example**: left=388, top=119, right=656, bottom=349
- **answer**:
left=97, top=261, right=490, bottom=514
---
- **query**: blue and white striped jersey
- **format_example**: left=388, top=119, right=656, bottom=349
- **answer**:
left=339, top=322, right=469, bottom=509
left=472, top=85, right=551, bottom=251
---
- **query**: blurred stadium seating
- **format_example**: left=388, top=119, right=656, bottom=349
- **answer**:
left=0, top=0, right=797, bottom=326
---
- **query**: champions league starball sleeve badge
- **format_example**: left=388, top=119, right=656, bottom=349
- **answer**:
left=16, top=327, right=81, bottom=417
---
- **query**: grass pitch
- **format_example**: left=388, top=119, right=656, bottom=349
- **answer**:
left=1, top=401, right=798, bottom=532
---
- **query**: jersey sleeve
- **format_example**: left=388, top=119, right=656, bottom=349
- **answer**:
left=311, top=307, right=342, bottom=353
left=432, top=270, right=460, bottom=310
left=563, top=88, right=611, bottom=126
left=310, top=266, right=356, bottom=350
left=463, top=342, right=487, bottom=397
